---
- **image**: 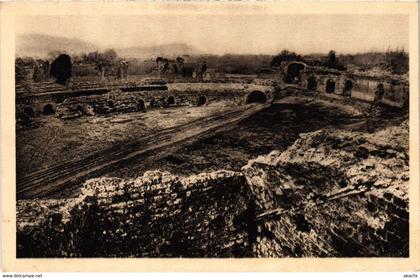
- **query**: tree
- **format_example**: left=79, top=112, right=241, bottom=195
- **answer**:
left=15, top=58, right=28, bottom=84
left=270, top=50, right=303, bottom=68
left=201, top=61, right=207, bottom=74
left=326, top=50, right=337, bottom=66
left=163, top=58, right=169, bottom=73
left=81, top=49, right=119, bottom=78
left=103, top=49, right=117, bottom=64
left=386, top=49, right=408, bottom=74
left=50, top=54, right=72, bottom=85
left=156, top=57, right=163, bottom=65
left=176, top=57, right=185, bottom=64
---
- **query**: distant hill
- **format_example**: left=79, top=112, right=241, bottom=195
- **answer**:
left=116, top=43, right=202, bottom=58
left=16, top=34, right=100, bottom=58
left=16, top=34, right=202, bottom=59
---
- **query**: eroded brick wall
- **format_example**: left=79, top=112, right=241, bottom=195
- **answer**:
left=243, top=121, right=409, bottom=257
left=17, top=121, right=409, bottom=258
left=17, top=170, right=254, bottom=257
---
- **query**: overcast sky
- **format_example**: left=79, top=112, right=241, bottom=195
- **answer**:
left=16, top=14, right=409, bottom=55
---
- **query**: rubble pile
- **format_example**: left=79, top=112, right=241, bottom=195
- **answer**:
left=244, top=120, right=409, bottom=257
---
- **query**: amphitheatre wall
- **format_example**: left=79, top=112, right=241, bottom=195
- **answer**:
left=17, top=120, right=409, bottom=257
left=16, top=83, right=275, bottom=119
left=15, top=62, right=408, bottom=121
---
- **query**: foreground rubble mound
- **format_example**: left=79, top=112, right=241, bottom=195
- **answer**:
left=17, top=120, right=408, bottom=257
left=244, top=120, right=409, bottom=257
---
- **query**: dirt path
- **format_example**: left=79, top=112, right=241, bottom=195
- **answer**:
left=17, top=103, right=267, bottom=199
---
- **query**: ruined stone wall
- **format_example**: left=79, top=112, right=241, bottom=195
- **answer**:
left=17, top=120, right=408, bottom=257
left=243, top=121, right=409, bottom=257
left=17, top=170, right=254, bottom=257
left=297, top=66, right=408, bottom=108
left=17, top=83, right=275, bottom=119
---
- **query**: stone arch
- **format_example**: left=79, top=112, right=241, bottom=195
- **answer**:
left=42, top=104, right=55, bottom=115
left=167, top=96, right=175, bottom=105
left=107, top=100, right=114, bottom=108
left=325, top=79, right=336, bottom=94
left=246, top=91, right=267, bottom=104
left=197, top=96, right=207, bottom=106
left=76, top=105, right=84, bottom=115
left=137, top=99, right=146, bottom=111
left=375, top=83, right=385, bottom=102
left=24, top=106, right=34, bottom=118
left=159, top=97, right=166, bottom=107
left=285, top=62, right=305, bottom=84
left=343, top=80, right=353, bottom=96
left=148, top=97, right=156, bottom=108
left=307, top=76, right=317, bottom=91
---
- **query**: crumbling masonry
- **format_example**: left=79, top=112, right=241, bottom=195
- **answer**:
left=17, top=119, right=409, bottom=257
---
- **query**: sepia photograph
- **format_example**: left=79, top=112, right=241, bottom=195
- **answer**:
left=1, top=1, right=419, bottom=272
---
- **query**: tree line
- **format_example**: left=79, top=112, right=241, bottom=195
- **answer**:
left=15, top=48, right=409, bottom=85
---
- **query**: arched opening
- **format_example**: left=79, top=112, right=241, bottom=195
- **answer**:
left=285, top=63, right=305, bottom=84
left=197, top=96, right=207, bottom=106
left=167, top=96, right=175, bottom=105
left=246, top=91, right=267, bottom=104
left=107, top=100, right=114, bottom=108
left=159, top=97, right=166, bottom=107
left=42, top=104, right=55, bottom=115
left=76, top=105, right=84, bottom=115
left=148, top=97, right=156, bottom=108
left=307, top=76, right=317, bottom=91
left=137, top=99, right=145, bottom=111
left=375, top=83, right=385, bottom=102
left=325, top=80, right=336, bottom=94
left=24, top=107, right=34, bottom=118
left=343, top=80, right=353, bottom=96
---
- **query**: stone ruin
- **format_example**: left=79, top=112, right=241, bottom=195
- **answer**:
left=17, top=119, right=409, bottom=257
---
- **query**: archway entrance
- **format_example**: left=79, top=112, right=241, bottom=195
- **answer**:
left=137, top=99, right=146, bottom=111
left=307, top=77, right=317, bottom=91
left=24, top=107, right=34, bottom=118
left=42, top=104, right=55, bottom=115
left=375, top=83, right=385, bottom=102
left=107, top=100, right=114, bottom=108
left=285, top=63, right=305, bottom=83
left=149, top=97, right=156, bottom=108
left=197, top=96, right=207, bottom=106
left=167, top=96, right=175, bottom=105
left=326, top=80, right=336, bottom=94
left=246, top=91, right=267, bottom=104
left=343, top=80, right=353, bottom=96
left=77, top=105, right=84, bottom=115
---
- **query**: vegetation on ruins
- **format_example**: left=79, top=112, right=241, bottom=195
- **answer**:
left=15, top=58, right=28, bottom=83
left=79, top=49, right=119, bottom=77
left=15, top=47, right=409, bottom=86
left=324, top=50, right=346, bottom=71
left=337, top=49, right=409, bottom=74
left=270, top=50, right=304, bottom=68
left=50, top=54, right=72, bottom=85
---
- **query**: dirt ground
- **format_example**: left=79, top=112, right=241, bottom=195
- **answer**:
left=109, top=96, right=408, bottom=178
left=16, top=101, right=235, bottom=175
left=17, top=96, right=408, bottom=199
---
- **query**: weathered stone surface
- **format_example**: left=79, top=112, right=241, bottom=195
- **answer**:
left=17, top=120, right=408, bottom=258
left=17, top=170, right=254, bottom=257
left=243, top=120, right=408, bottom=257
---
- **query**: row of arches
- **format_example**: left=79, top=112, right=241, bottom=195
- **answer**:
left=23, top=104, right=55, bottom=118
left=22, top=95, right=209, bottom=118
left=306, top=77, right=385, bottom=101
left=306, top=77, right=354, bottom=95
